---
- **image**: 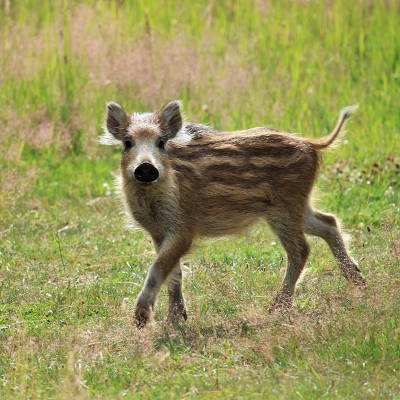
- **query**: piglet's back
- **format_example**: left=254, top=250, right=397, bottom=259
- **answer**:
left=167, top=128, right=320, bottom=236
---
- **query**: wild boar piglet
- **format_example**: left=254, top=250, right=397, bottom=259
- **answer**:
left=101, top=100, right=366, bottom=327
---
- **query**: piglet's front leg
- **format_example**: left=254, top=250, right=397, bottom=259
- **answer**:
left=135, top=235, right=192, bottom=328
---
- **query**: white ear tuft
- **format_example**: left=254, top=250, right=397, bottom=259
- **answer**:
left=99, top=127, right=123, bottom=145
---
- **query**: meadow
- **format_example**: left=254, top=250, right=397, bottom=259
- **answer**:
left=0, top=0, right=399, bottom=398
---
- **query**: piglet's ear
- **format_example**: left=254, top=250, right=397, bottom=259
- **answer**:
left=106, top=102, right=129, bottom=140
left=159, top=100, right=183, bottom=140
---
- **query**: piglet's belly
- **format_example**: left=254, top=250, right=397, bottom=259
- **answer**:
left=196, top=212, right=262, bottom=237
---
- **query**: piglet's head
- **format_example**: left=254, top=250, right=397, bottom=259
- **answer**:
left=103, top=100, right=182, bottom=185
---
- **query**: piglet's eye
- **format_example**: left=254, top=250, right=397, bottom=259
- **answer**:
left=123, top=139, right=134, bottom=151
left=157, top=139, right=167, bottom=151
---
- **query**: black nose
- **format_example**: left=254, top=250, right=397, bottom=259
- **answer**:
left=134, top=162, right=159, bottom=183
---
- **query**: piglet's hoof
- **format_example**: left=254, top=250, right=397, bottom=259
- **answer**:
left=167, top=301, right=188, bottom=324
left=341, top=263, right=367, bottom=288
left=352, top=274, right=367, bottom=289
left=269, top=292, right=293, bottom=314
left=135, top=302, right=152, bottom=329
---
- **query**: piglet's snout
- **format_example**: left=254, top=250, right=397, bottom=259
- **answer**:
left=134, top=162, right=159, bottom=183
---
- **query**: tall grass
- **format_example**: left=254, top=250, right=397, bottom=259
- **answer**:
left=0, top=1, right=399, bottom=399
left=1, top=1, right=399, bottom=154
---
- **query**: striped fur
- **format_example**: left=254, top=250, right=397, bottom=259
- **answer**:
left=103, top=101, right=366, bottom=327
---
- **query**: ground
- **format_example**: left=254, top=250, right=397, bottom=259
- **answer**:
left=0, top=1, right=399, bottom=399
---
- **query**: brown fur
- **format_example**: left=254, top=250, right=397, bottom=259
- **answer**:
left=102, top=101, right=366, bottom=327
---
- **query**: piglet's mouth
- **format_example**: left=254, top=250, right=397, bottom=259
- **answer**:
left=136, top=179, right=159, bottom=186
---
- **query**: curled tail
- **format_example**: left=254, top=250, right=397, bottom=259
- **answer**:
left=311, top=105, right=358, bottom=149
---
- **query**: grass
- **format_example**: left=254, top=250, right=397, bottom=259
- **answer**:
left=0, top=0, right=399, bottom=398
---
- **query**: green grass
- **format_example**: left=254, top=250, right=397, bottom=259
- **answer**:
left=0, top=0, right=399, bottom=398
